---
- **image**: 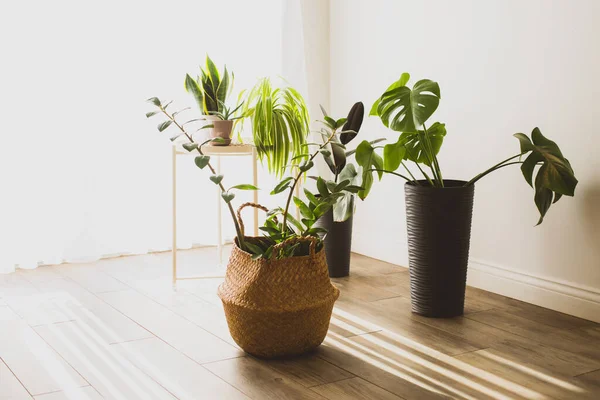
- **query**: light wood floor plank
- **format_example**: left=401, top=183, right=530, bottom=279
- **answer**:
left=456, top=349, right=600, bottom=400
left=260, top=353, right=354, bottom=388
left=98, top=289, right=242, bottom=364
left=35, top=321, right=175, bottom=400
left=0, top=359, right=32, bottom=399
left=204, top=357, right=326, bottom=400
left=34, top=386, right=103, bottom=400
left=0, top=320, right=88, bottom=396
left=112, top=337, right=249, bottom=399
left=311, top=377, right=405, bottom=400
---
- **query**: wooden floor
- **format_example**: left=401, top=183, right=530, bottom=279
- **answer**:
left=1, top=247, right=600, bottom=400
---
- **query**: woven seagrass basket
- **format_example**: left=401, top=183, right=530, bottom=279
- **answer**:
left=218, top=203, right=340, bottom=358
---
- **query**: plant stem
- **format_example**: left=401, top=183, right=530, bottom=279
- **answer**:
left=422, top=123, right=444, bottom=187
left=405, top=147, right=434, bottom=186
left=401, top=162, right=419, bottom=184
left=368, top=169, right=413, bottom=182
left=464, top=153, right=526, bottom=186
left=160, top=107, right=246, bottom=250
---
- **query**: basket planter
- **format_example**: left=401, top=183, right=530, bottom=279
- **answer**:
left=404, top=180, right=474, bottom=317
left=314, top=209, right=353, bottom=277
left=218, top=203, right=340, bottom=358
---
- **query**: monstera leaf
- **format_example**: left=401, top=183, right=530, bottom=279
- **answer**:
left=401, top=122, right=447, bottom=166
left=514, top=128, right=577, bottom=225
left=375, top=75, right=441, bottom=132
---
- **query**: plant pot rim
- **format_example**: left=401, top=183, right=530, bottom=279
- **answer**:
left=233, top=237, right=324, bottom=261
left=405, top=179, right=472, bottom=189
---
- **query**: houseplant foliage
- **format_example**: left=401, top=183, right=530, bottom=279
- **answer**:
left=242, top=78, right=310, bottom=177
left=145, top=92, right=349, bottom=357
left=368, top=72, right=578, bottom=317
left=313, top=102, right=383, bottom=277
left=184, top=55, right=233, bottom=116
left=370, top=72, right=577, bottom=225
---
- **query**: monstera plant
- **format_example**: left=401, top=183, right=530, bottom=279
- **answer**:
left=365, top=72, right=578, bottom=318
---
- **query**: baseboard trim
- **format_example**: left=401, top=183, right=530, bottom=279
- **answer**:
left=351, top=233, right=600, bottom=323
left=467, top=259, right=600, bottom=323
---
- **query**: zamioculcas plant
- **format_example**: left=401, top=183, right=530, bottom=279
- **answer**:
left=242, top=78, right=310, bottom=177
left=184, top=55, right=234, bottom=116
left=365, top=72, right=578, bottom=318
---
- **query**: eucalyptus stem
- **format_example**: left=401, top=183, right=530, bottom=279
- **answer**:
left=160, top=107, right=246, bottom=250
left=464, top=153, right=526, bottom=186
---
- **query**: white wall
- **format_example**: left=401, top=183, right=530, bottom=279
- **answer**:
left=329, top=0, right=600, bottom=321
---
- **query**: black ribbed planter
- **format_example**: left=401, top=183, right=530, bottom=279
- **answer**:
left=405, top=180, right=474, bottom=318
left=314, top=209, right=353, bottom=278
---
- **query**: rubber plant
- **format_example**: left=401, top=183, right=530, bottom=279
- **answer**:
left=317, top=102, right=384, bottom=221
left=242, top=78, right=310, bottom=178
left=184, top=55, right=233, bottom=116
left=362, top=73, right=578, bottom=224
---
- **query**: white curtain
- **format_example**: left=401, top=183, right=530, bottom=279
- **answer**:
left=0, top=0, right=287, bottom=273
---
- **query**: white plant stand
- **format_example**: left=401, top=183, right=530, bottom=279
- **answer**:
left=171, top=143, right=258, bottom=285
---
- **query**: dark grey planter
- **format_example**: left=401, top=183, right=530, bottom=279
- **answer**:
left=314, top=209, right=353, bottom=278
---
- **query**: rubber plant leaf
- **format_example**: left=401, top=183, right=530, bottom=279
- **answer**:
left=340, top=102, right=365, bottom=144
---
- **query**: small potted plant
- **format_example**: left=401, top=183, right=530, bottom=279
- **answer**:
left=312, top=102, right=384, bottom=277
left=184, top=55, right=236, bottom=144
left=365, top=73, right=578, bottom=318
left=146, top=92, right=356, bottom=357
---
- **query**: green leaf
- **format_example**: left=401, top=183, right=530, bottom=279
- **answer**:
left=294, top=197, right=314, bottom=219
left=184, top=74, right=204, bottom=113
left=147, top=97, right=161, bottom=107
left=320, top=149, right=331, bottom=157
left=513, top=133, right=534, bottom=153
left=245, top=242, right=264, bottom=257
left=271, top=177, right=294, bottom=195
left=299, top=160, right=314, bottom=172
left=400, top=122, right=447, bottom=166
left=534, top=172, right=553, bottom=226
left=209, top=174, right=223, bottom=185
left=377, top=78, right=440, bottom=132
left=335, top=118, right=347, bottom=128
left=304, top=189, right=319, bottom=206
left=333, top=191, right=354, bottom=222
left=230, top=184, right=259, bottom=191
left=369, top=73, right=410, bottom=116
left=146, top=111, right=159, bottom=118
left=169, top=134, right=182, bottom=142
left=313, top=203, right=331, bottom=218
left=331, top=138, right=347, bottom=174
left=302, top=218, right=315, bottom=229
left=182, top=143, right=198, bottom=152
left=383, top=139, right=406, bottom=172
left=157, top=120, right=172, bottom=132
left=221, top=191, right=235, bottom=203
left=319, top=104, right=328, bottom=117
left=324, top=116, right=337, bottom=128
left=317, top=177, right=329, bottom=197
left=194, top=155, right=210, bottom=169
left=520, top=152, right=542, bottom=187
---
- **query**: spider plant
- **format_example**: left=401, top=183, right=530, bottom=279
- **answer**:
left=184, top=55, right=233, bottom=115
left=242, top=78, right=310, bottom=177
